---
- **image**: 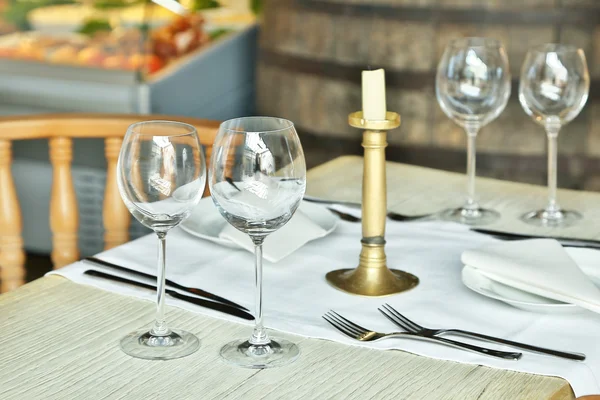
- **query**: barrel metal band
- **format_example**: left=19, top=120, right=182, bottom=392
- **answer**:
left=290, top=0, right=600, bottom=26
left=259, top=49, right=599, bottom=100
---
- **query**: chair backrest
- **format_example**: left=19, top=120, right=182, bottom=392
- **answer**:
left=0, top=113, right=219, bottom=293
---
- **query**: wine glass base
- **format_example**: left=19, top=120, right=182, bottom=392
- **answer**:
left=521, top=209, right=582, bottom=227
left=120, top=329, right=200, bottom=360
left=220, top=337, right=300, bottom=369
left=438, top=207, right=500, bottom=226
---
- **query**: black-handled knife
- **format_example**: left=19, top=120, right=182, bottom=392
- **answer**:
left=471, top=229, right=600, bottom=250
left=83, top=256, right=249, bottom=312
left=84, top=269, right=254, bottom=321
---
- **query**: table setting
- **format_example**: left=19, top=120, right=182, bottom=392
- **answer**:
left=4, top=36, right=600, bottom=399
left=50, top=208, right=600, bottom=395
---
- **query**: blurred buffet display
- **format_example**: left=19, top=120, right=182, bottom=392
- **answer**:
left=0, top=0, right=258, bottom=120
left=0, top=0, right=260, bottom=258
left=0, top=0, right=256, bottom=77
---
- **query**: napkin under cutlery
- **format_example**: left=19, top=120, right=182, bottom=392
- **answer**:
left=462, top=239, right=600, bottom=314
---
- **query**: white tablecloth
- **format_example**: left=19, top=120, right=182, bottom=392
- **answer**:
left=50, top=218, right=600, bottom=397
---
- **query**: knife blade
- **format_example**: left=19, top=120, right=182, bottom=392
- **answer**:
left=83, top=256, right=249, bottom=312
left=472, top=228, right=600, bottom=249
left=84, top=269, right=254, bottom=321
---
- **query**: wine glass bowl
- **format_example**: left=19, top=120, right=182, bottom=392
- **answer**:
left=437, top=38, right=511, bottom=128
left=436, top=37, right=511, bottom=225
left=519, top=44, right=590, bottom=227
left=519, top=44, right=589, bottom=127
left=210, top=116, right=306, bottom=368
left=117, top=120, right=206, bottom=360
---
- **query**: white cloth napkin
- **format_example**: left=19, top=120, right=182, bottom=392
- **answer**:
left=462, top=239, right=600, bottom=314
left=219, top=207, right=329, bottom=263
left=183, top=197, right=335, bottom=262
left=49, top=219, right=600, bottom=397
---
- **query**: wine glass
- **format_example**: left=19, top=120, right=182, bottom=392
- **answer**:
left=519, top=44, right=590, bottom=227
left=117, top=120, right=206, bottom=360
left=209, top=116, right=306, bottom=368
left=436, top=37, right=511, bottom=225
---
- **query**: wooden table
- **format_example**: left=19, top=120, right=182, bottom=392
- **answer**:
left=2, top=156, right=591, bottom=400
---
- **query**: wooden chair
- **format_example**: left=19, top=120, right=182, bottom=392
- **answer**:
left=0, top=114, right=219, bottom=293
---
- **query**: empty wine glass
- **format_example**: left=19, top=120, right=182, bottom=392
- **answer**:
left=210, top=117, right=306, bottom=368
left=519, top=44, right=590, bottom=227
left=436, top=37, right=511, bottom=225
left=117, top=121, right=206, bottom=360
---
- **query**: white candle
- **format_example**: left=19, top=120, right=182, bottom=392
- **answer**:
left=362, top=69, right=387, bottom=120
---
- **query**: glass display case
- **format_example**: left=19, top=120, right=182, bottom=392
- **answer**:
left=0, top=0, right=255, bottom=77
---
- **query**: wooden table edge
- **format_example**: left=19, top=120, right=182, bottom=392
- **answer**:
left=0, top=275, right=576, bottom=399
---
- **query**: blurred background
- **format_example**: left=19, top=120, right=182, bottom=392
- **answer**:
left=0, top=0, right=598, bottom=272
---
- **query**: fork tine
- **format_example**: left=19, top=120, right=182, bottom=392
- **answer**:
left=377, top=307, right=417, bottom=333
left=383, top=304, right=424, bottom=330
left=322, top=314, right=356, bottom=338
left=324, top=312, right=361, bottom=336
left=326, top=311, right=364, bottom=336
left=329, top=310, right=369, bottom=333
left=383, top=304, right=424, bottom=331
left=380, top=304, right=420, bottom=333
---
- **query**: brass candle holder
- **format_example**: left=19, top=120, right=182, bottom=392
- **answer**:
left=325, top=111, right=419, bottom=297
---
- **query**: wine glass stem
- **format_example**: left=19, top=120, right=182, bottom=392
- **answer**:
left=151, top=232, right=170, bottom=336
left=546, top=125, right=561, bottom=213
left=464, top=125, right=479, bottom=211
left=250, top=238, right=270, bottom=346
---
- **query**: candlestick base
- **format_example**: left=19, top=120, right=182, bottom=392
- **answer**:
left=326, top=240, right=419, bottom=297
left=326, top=268, right=419, bottom=297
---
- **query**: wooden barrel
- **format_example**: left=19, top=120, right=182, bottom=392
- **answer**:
left=257, top=0, right=600, bottom=190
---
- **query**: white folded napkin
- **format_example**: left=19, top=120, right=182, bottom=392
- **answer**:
left=219, top=205, right=329, bottom=263
left=182, top=196, right=337, bottom=262
left=461, top=239, right=600, bottom=314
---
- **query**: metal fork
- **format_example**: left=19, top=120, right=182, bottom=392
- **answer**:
left=322, top=310, right=521, bottom=360
left=378, top=304, right=585, bottom=361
